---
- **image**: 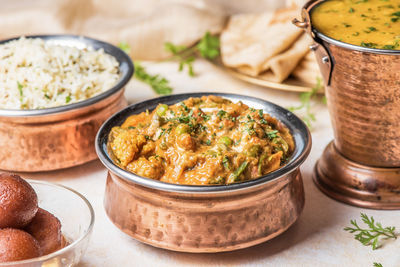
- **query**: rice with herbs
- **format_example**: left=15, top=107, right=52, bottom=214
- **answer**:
left=0, top=37, right=120, bottom=109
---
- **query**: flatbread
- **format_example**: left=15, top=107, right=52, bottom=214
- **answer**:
left=255, top=33, right=311, bottom=83
left=292, top=51, right=322, bottom=84
left=220, top=7, right=303, bottom=76
left=285, top=0, right=308, bottom=8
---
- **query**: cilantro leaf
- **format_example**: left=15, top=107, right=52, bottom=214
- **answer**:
left=196, top=32, right=220, bottom=59
left=288, top=77, right=324, bottom=129
left=134, top=62, right=173, bottom=95
left=165, top=31, right=220, bottom=76
left=118, top=41, right=131, bottom=54
left=344, top=213, right=397, bottom=250
left=118, top=41, right=173, bottom=95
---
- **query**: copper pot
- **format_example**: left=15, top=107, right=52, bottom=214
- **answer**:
left=294, top=1, right=400, bottom=209
left=96, top=93, right=311, bottom=252
left=0, top=35, right=133, bottom=172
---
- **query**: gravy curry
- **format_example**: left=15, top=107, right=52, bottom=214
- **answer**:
left=108, top=96, right=294, bottom=185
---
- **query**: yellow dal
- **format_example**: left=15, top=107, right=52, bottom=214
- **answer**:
left=312, top=0, right=400, bottom=49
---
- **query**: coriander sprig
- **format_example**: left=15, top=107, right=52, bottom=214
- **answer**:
left=344, top=213, right=397, bottom=250
left=373, top=263, right=383, bottom=267
left=165, top=31, right=220, bottom=76
left=118, top=42, right=173, bottom=95
left=288, top=77, right=325, bottom=128
left=134, top=62, right=173, bottom=95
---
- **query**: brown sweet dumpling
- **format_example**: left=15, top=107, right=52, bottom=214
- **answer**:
left=25, top=208, right=63, bottom=255
left=0, top=173, right=38, bottom=228
left=0, top=228, right=42, bottom=262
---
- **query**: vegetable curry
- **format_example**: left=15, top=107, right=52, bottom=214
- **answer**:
left=312, top=0, right=400, bottom=50
left=108, top=96, right=294, bottom=185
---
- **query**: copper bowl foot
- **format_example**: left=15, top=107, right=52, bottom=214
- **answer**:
left=313, top=141, right=400, bottom=210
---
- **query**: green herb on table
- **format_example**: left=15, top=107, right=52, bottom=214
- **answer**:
left=118, top=42, right=173, bottom=95
left=344, top=213, right=397, bottom=250
left=373, top=263, right=383, bottom=267
left=288, top=77, right=325, bottom=128
left=134, top=62, right=173, bottom=95
left=118, top=41, right=131, bottom=54
left=164, top=31, right=220, bottom=76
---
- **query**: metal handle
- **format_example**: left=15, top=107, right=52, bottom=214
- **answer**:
left=292, top=18, right=309, bottom=29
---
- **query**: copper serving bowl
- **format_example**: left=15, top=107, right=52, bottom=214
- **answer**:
left=294, top=0, right=400, bottom=209
left=96, top=93, right=311, bottom=253
left=0, top=35, right=133, bottom=172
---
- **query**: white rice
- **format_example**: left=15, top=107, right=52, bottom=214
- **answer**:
left=0, top=37, right=120, bottom=110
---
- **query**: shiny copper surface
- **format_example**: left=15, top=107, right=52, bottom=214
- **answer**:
left=325, top=46, right=400, bottom=167
left=97, top=93, right=311, bottom=252
left=0, top=34, right=133, bottom=172
left=297, top=0, right=400, bottom=209
left=0, top=90, right=127, bottom=172
left=104, top=169, right=305, bottom=253
left=314, top=142, right=400, bottom=210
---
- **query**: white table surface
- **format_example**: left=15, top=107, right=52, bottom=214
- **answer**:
left=22, top=59, right=400, bottom=267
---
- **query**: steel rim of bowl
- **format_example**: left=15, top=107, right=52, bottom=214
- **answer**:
left=0, top=179, right=95, bottom=266
left=309, top=1, right=400, bottom=55
left=96, top=92, right=312, bottom=194
left=0, top=34, right=134, bottom=117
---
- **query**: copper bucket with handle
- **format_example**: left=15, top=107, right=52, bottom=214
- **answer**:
left=294, top=0, right=400, bottom=209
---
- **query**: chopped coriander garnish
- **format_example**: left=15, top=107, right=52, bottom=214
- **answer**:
left=266, top=130, right=278, bottom=139
left=217, top=110, right=227, bottom=119
left=361, top=41, right=378, bottom=48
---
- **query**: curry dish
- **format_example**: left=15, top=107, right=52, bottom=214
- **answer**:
left=108, top=96, right=294, bottom=185
left=312, top=0, right=400, bottom=50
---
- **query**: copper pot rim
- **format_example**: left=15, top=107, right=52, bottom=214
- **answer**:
left=0, top=34, right=134, bottom=118
left=96, top=92, right=312, bottom=194
left=298, top=0, right=400, bottom=55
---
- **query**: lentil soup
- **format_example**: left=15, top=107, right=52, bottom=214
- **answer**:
left=312, top=0, right=400, bottom=50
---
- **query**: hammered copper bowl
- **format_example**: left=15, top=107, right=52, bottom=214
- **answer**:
left=96, top=93, right=311, bottom=253
left=0, top=35, right=133, bottom=172
left=293, top=0, right=400, bottom=209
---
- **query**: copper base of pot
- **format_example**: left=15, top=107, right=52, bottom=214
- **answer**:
left=313, top=141, right=400, bottom=210
left=104, top=169, right=305, bottom=253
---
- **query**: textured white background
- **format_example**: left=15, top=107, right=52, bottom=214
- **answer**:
left=23, top=59, right=400, bottom=267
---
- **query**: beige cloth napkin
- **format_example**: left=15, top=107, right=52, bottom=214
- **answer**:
left=0, top=0, right=286, bottom=60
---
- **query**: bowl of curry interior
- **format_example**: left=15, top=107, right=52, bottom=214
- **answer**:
left=293, top=0, right=400, bottom=208
left=96, top=93, right=311, bottom=252
left=0, top=35, right=133, bottom=172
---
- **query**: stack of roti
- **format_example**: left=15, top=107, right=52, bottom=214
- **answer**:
left=220, top=7, right=320, bottom=84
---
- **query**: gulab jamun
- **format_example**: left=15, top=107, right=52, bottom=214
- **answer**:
left=25, top=208, right=63, bottom=255
left=0, top=173, right=38, bottom=228
left=0, top=228, right=42, bottom=262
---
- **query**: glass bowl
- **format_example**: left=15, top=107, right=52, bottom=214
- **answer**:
left=0, top=180, right=95, bottom=267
